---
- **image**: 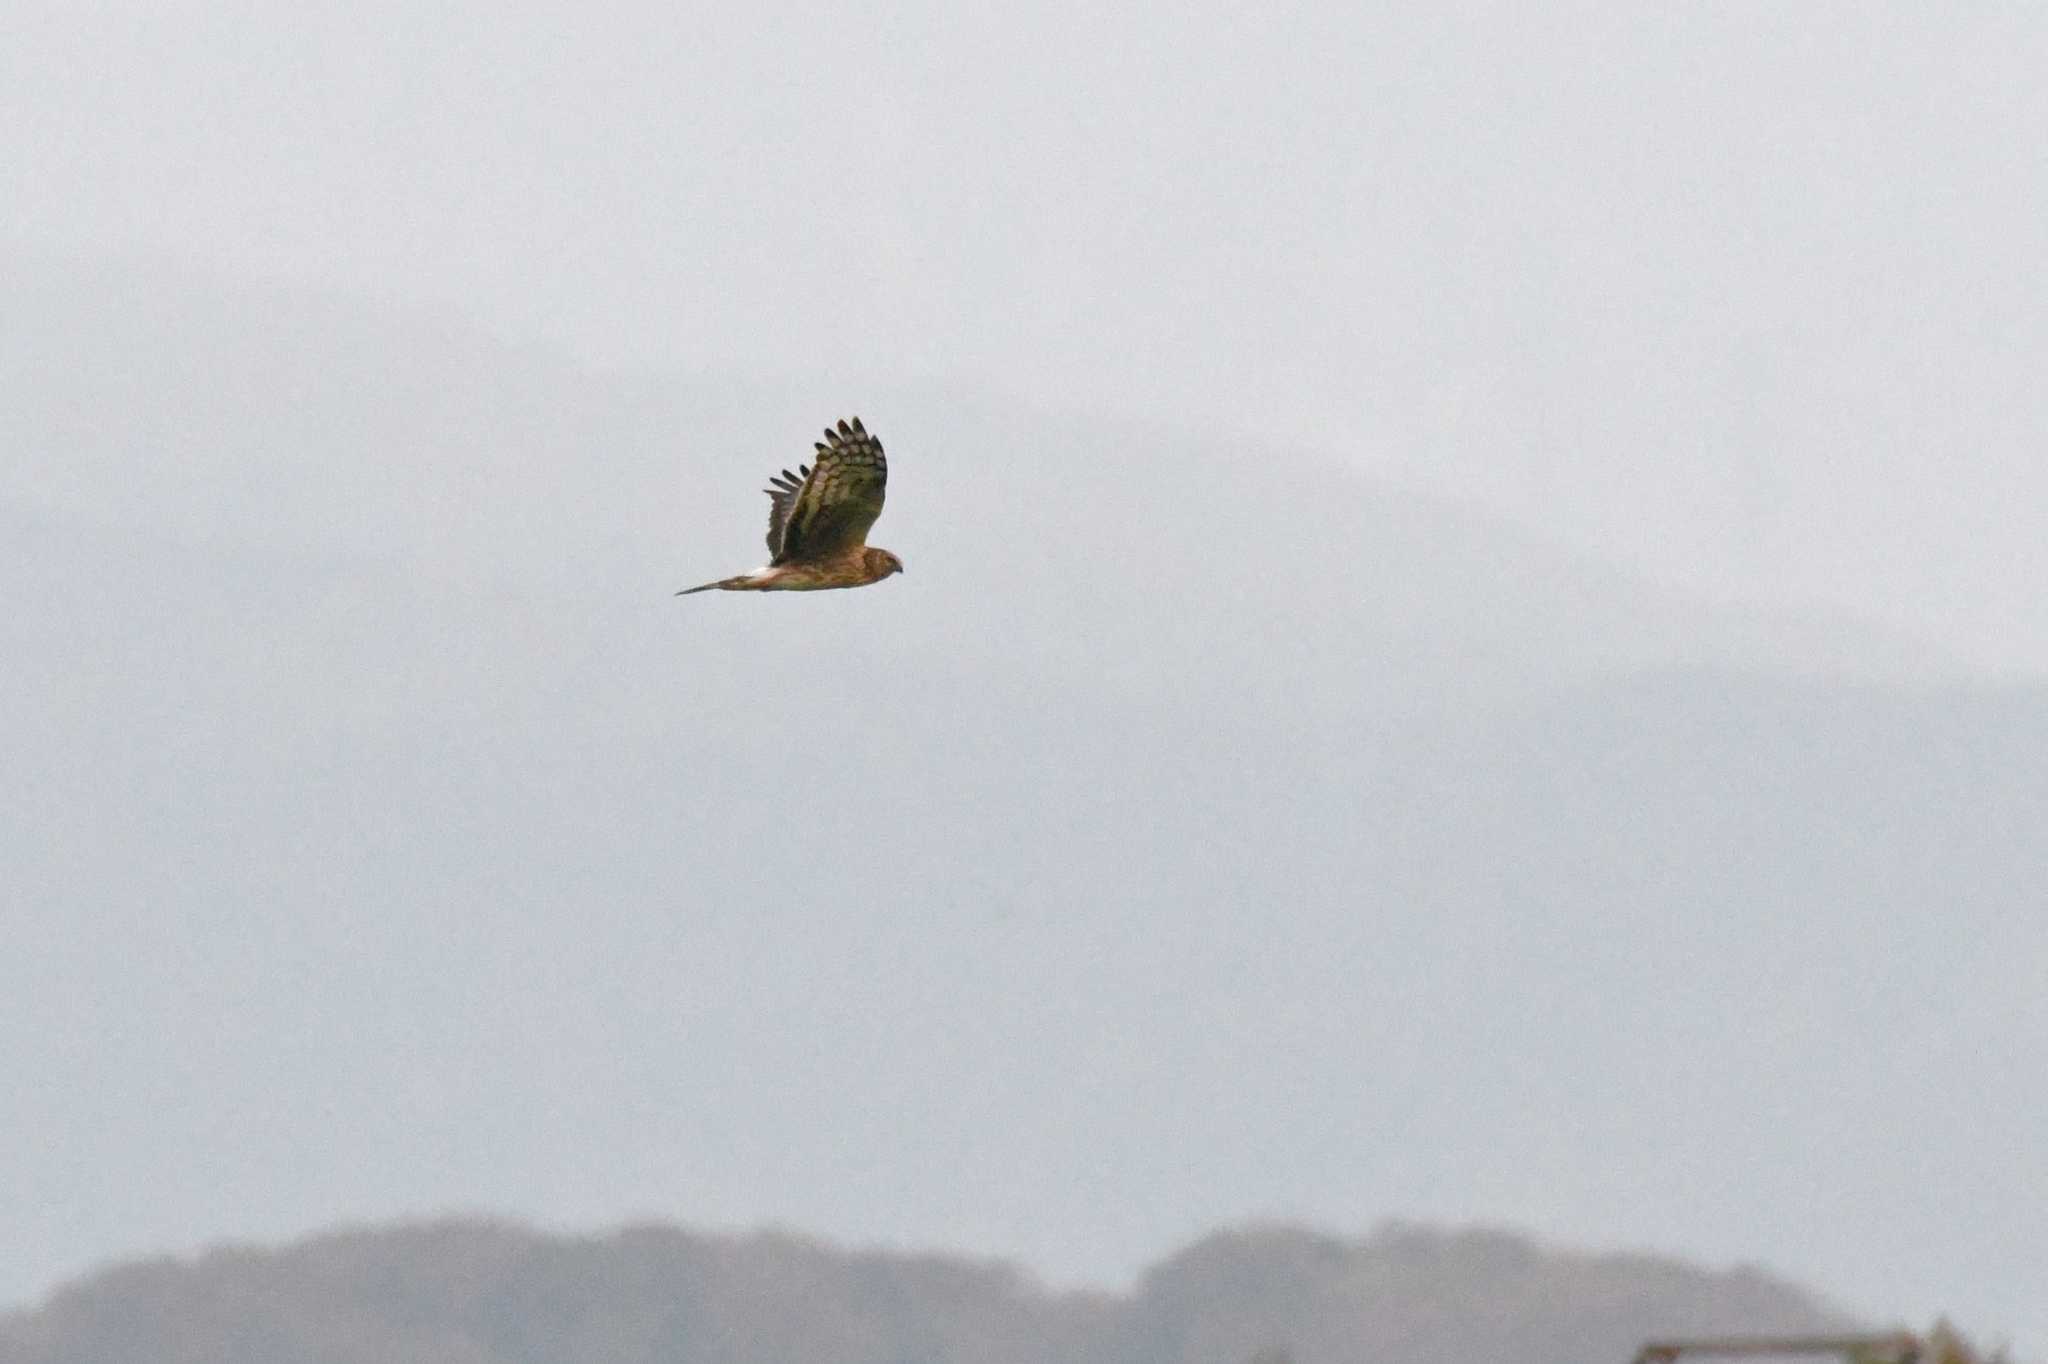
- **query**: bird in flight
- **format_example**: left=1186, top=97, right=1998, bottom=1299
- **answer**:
left=676, top=416, right=904, bottom=596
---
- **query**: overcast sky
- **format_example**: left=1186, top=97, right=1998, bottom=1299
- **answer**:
left=5, top=2, right=2043, bottom=1353
left=7, top=2, right=2045, bottom=669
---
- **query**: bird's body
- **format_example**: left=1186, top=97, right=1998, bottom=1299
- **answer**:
left=677, top=417, right=904, bottom=596
left=678, top=544, right=903, bottom=594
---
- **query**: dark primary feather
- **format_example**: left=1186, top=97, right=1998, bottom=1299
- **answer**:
left=763, top=464, right=808, bottom=555
left=767, top=417, right=887, bottom=564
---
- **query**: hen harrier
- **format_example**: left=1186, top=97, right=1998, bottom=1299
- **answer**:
left=676, top=416, right=904, bottom=596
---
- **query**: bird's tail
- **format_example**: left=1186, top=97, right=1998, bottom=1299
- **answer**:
left=674, top=574, right=760, bottom=596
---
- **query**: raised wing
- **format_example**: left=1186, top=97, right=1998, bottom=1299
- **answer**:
left=763, top=463, right=807, bottom=556
left=771, top=417, right=887, bottom=564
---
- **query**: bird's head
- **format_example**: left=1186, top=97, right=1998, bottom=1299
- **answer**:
left=864, top=547, right=906, bottom=583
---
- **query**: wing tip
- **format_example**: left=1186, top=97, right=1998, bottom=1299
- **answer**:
left=821, top=416, right=871, bottom=446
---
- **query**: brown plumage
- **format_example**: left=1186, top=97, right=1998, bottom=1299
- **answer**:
left=676, top=417, right=905, bottom=596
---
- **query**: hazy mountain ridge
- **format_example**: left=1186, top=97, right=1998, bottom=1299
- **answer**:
left=9, top=482, right=2041, bottom=1330
left=0, top=259, right=1958, bottom=705
left=0, top=1218, right=1858, bottom=1364
left=5, top=264, right=2042, bottom=1341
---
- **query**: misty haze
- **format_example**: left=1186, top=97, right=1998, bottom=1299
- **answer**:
left=3, top=4, right=2043, bottom=1362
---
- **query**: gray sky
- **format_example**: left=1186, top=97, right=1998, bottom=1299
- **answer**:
left=5, top=2, right=2044, bottom=1355
left=7, top=2, right=2046, bottom=670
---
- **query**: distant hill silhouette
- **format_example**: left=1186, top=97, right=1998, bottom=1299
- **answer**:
left=0, top=1219, right=1857, bottom=1364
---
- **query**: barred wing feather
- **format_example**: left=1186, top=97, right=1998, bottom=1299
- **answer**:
left=770, top=417, right=887, bottom=564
